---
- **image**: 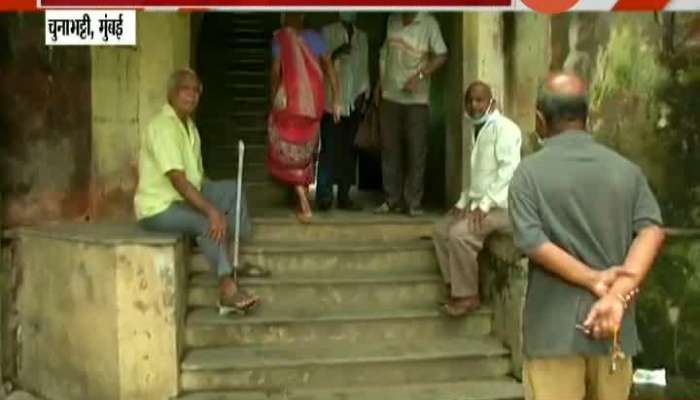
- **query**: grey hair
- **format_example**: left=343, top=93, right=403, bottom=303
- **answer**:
left=166, top=68, right=201, bottom=96
left=536, top=82, right=589, bottom=125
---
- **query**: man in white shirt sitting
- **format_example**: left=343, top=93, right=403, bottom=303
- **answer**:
left=433, top=81, right=522, bottom=317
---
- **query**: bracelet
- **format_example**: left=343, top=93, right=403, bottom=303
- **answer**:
left=615, top=287, right=640, bottom=310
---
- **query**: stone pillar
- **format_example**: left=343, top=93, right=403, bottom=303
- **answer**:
left=90, top=12, right=191, bottom=220
left=507, top=14, right=551, bottom=154
left=15, top=225, right=186, bottom=400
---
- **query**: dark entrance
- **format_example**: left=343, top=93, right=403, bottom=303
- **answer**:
left=192, top=12, right=449, bottom=209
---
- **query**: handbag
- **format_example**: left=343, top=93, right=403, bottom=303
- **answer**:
left=354, top=102, right=381, bottom=153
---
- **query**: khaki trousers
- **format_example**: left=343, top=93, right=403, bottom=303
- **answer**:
left=432, top=209, right=510, bottom=298
left=524, top=355, right=633, bottom=400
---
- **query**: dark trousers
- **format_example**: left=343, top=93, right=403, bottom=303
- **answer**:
left=316, top=110, right=361, bottom=203
left=379, top=99, right=429, bottom=210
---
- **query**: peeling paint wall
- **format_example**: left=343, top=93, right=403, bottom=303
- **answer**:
left=90, top=12, right=190, bottom=220
left=0, top=13, right=92, bottom=227
left=14, top=226, right=186, bottom=400
left=0, top=12, right=190, bottom=227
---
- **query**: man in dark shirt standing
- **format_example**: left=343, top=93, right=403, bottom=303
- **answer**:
left=508, top=72, right=666, bottom=400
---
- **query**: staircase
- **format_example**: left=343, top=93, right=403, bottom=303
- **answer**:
left=177, top=212, right=523, bottom=400
left=187, top=12, right=522, bottom=400
left=196, top=12, right=289, bottom=211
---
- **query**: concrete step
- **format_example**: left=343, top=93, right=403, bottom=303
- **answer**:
left=187, top=271, right=443, bottom=313
left=189, top=240, right=438, bottom=276
left=249, top=212, right=435, bottom=242
left=246, top=181, right=290, bottom=209
left=185, top=306, right=493, bottom=348
left=180, top=337, right=512, bottom=391
left=178, top=379, right=524, bottom=400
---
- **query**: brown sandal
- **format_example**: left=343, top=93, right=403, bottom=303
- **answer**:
left=295, top=210, right=312, bottom=224
left=441, top=299, right=480, bottom=317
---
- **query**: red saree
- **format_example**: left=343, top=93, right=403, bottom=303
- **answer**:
left=267, top=27, right=325, bottom=186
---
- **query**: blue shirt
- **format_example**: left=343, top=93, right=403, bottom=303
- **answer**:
left=272, top=29, right=327, bottom=58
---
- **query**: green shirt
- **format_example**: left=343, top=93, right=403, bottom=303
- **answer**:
left=134, top=104, right=204, bottom=220
left=508, top=131, right=663, bottom=358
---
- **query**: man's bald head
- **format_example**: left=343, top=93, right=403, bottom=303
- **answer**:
left=464, top=81, right=492, bottom=103
left=464, top=81, right=494, bottom=119
left=536, top=72, right=589, bottom=134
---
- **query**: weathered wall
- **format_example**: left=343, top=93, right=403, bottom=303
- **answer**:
left=453, top=13, right=549, bottom=204
left=503, top=13, right=550, bottom=155
left=14, top=224, right=186, bottom=400
left=0, top=13, right=92, bottom=227
left=91, top=12, right=190, bottom=220
left=0, top=12, right=190, bottom=227
left=459, top=13, right=505, bottom=203
left=635, top=230, right=700, bottom=380
left=552, top=12, right=700, bottom=227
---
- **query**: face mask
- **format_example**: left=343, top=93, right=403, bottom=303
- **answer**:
left=532, top=130, right=545, bottom=146
left=339, top=12, right=357, bottom=23
left=465, top=98, right=494, bottom=125
left=534, top=110, right=546, bottom=145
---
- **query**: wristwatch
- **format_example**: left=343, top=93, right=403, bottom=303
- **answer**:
left=418, top=71, right=425, bottom=80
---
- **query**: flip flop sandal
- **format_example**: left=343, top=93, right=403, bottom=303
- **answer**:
left=440, top=301, right=479, bottom=318
left=237, top=262, right=271, bottom=278
left=218, top=290, right=260, bottom=316
left=295, top=210, right=312, bottom=224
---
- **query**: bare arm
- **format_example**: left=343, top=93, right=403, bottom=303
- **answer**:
left=528, top=242, right=624, bottom=297
left=270, top=57, right=281, bottom=103
left=582, top=225, right=666, bottom=338
left=605, top=225, right=666, bottom=296
left=320, top=54, right=341, bottom=121
left=420, top=53, right=447, bottom=76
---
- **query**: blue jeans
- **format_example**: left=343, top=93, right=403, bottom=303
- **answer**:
left=139, top=180, right=252, bottom=277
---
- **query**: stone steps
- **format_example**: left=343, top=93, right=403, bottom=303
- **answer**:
left=189, top=239, right=437, bottom=275
left=248, top=213, right=434, bottom=242
left=185, top=306, right=493, bottom=348
left=180, top=337, right=512, bottom=392
left=246, top=181, right=290, bottom=209
left=187, top=271, right=443, bottom=313
left=177, top=380, right=523, bottom=400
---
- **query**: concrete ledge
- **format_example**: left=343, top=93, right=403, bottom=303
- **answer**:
left=6, top=223, right=180, bottom=245
left=9, top=223, right=187, bottom=400
left=481, top=233, right=527, bottom=381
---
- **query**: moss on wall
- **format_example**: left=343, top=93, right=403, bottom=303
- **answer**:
left=555, top=13, right=700, bottom=228
left=635, top=232, right=700, bottom=379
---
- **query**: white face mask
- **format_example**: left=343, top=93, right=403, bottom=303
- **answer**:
left=533, top=130, right=545, bottom=146
left=465, top=98, right=494, bottom=125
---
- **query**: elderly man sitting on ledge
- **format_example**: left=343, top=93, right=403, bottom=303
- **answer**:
left=134, top=68, right=268, bottom=315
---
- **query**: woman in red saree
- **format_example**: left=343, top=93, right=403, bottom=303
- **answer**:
left=268, top=13, right=341, bottom=223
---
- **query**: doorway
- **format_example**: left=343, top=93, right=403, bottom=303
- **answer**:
left=192, top=11, right=453, bottom=209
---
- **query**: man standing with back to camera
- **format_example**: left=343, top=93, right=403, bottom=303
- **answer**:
left=508, top=71, right=665, bottom=400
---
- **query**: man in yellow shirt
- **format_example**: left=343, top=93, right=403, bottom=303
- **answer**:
left=134, top=68, right=263, bottom=314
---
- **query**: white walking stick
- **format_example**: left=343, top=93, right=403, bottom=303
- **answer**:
left=233, top=140, right=245, bottom=282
